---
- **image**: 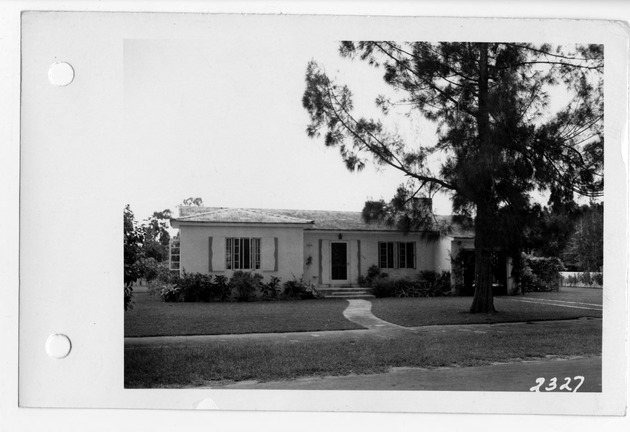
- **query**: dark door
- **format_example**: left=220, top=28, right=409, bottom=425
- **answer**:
left=490, top=251, right=508, bottom=295
left=462, top=250, right=476, bottom=296
left=331, top=242, right=348, bottom=280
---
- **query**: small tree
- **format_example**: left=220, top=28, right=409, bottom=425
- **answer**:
left=141, top=209, right=172, bottom=262
left=182, top=197, right=204, bottom=206
left=562, top=203, right=603, bottom=271
left=124, top=205, right=144, bottom=310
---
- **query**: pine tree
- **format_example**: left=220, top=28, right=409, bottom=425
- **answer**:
left=303, top=42, right=603, bottom=313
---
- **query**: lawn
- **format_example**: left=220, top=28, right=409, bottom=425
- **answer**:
left=527, top=286, right=603, bottom=304
left=124, top=292, right=364, bottom=337
left=125, top=319, right=602, bottom=388
left=126, top=289, right=603, bottom=337
left=370, top=294, right=602, bottom=328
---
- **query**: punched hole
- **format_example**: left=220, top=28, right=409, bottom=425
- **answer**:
left=48, top=62, right=74, bottom=87
left=45, top=333, right=72, bottom=359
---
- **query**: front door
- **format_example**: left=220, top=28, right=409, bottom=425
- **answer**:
left=330, top=242, right=348, bottom=281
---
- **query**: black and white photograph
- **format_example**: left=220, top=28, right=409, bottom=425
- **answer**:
left=124, top=35, right=604, bottom=392
left=8, top=4, right=629, bottom=429
left=122, top=25, right=606, bottom=393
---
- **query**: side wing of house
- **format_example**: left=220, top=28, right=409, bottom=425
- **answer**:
left=171, top=208, right=314, bottom=282
left=175, top=224, right=306, bottom=281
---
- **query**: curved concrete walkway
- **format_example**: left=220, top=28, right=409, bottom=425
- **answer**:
left=342, top=299, right=406, bottom=332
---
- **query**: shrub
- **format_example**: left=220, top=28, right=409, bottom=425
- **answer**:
left=370, top=275, right=396, bottom=298
left=370, top=271, right=451, bottom=298
left=578, top=271, right=594, bottom=286
left=414, top=270, right=452, bottom=297
left=155, top=271, right=233, bottom=302
left=213, top=275, right=232, bottom=300
left=148, top=277, right=174, bottom=297
left=260, top=276, right=282, bottom=300
left=516, top=254, right=565, bottom=293
left=148, top=265, right=179, bottom=298
left=560, top=272, right=602, bottom=287
left=159, top=283, right=182, bottom=302
left=392, top=278, right=417, bottom=297
left=124, top=285, right=134, bottom=310
left=153, top=261, right=175, bottom=283
left=370, top=265, right=387, bottom=284
left=138, top=257, right=161, bottom=282
left=230, top=271, right=263, bottom=302
left=563, top=274, right=579, bottom=286
left=282, top=278, right=316, bottom=299
left=176, top=271, right=215, bottom=302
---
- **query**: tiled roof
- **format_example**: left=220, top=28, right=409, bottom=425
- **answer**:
left=175, top=207, right=314, bottom=225
left=175, top=206, right=474, bottom=237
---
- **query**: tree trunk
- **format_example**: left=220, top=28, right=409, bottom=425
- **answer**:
left=470, top=208, right=496, bottom=313
left=469, top=42, right=496, bottom=314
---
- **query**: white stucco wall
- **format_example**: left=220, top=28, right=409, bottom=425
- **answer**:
left=433, top=236, right=453, bottom=273
left=178, top=223, right=463, bottom=287
left=178, top=224, right=305, bottom=282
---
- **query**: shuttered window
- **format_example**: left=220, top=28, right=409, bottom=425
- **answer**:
left=226, top=238, right=261, bottom=270
left=378, top=241, right=415, bottom=269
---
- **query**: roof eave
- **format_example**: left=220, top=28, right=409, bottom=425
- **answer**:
left=170, top=220, right=315, bottom=229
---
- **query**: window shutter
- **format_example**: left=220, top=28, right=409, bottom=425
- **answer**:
left=318, top=239, right=323, bottom=284
left=412, top=242, right=417, bottom=269
left=321, top=240, right=330, bottom=283
left=357, top=240, right=361, bottom=277
left=378, top=242, right=387, bottom=268
left=212, top=236, right=225, bottom=271
left=261, top=237, right=276, bottom=271
left=208, top=237, right=213, bottom=272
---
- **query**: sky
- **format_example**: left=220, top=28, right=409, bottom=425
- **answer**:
left=123, top=37, right=452, bottom=222
left=122, top=36, right=597, bottom=224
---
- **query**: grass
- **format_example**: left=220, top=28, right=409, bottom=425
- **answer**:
left=370, top=294, right=602, bottom=328
left=125, top=292, right=363, bottom=337
left=527, top=286, right=603, bottom=304
left=124, top=320, right=602, bottom=388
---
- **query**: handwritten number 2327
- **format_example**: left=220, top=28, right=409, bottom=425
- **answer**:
left=529, top=376, right=585, bottom=392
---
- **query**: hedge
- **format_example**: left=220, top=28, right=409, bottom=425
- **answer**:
left=369, top=269, right=452, bottom=298
left=148, top=270, right=318, bottom=302
left=515, top=254, right=565, bottom=293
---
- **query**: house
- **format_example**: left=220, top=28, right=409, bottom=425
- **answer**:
left=169, top=202, right=513, bottom=295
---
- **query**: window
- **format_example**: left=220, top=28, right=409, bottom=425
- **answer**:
left=398, top=242, right=415, bottom=269
left=226, top=238, right=261, bottom=270
left=378, top=241, right=416, bottom=269
left=169, top=237, right=180, bottom=271
left=379, top=241, right=395, bottom=269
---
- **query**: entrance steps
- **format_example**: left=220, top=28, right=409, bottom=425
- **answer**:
left=315, top=286, right=375, bottom=299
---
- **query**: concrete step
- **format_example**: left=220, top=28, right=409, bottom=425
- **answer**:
left=313, top=286, right=374, bottom=299
left=316, top=288, right=374, bottom=299
left=325, top=293, right=375, bottom=299
left=315, top=287, right=370, bottom=292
